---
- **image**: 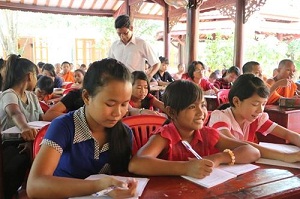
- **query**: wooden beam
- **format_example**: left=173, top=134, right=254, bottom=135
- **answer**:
left=0, top=1, right=114, bottom=17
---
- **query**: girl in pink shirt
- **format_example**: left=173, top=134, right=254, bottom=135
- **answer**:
left=209, top=73, right=300, bottom=163
left=129, top=80, right=260, bottom=179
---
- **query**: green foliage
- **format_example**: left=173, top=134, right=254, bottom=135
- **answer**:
left=201, top=33, right=234, bottom=71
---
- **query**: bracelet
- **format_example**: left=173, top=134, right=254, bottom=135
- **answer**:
left=223, top=149, right=235, bottom=165
left=139, top=108, right=145, bottom=115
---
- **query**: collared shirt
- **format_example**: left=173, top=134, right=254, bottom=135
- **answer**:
left=108, top=35, right=159, bottom=72
left=42, top=107, right=111, bottom=178
left=208, top=107, right=277, bottom=142
left=151, top=123, right=220, bottom=161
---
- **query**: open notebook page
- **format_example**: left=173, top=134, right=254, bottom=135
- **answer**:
left=182, top=163, right=259, bottom=188
left=256, top=142, right=300, bottom=169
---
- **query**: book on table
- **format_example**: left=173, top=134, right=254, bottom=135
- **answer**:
left=70, top=174, right=149, bottom=199
left=1, top=121, right=51, bottom=140
left=256, top=142, right=300, bottom=169
left=182, top=163, right=259, bottom=188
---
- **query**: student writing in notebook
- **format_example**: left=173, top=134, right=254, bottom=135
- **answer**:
left=208, top=74, right=300, bottom=163
left=129, top=80, right=260, bottom=179
left=27, top=58, right=137, bottom=198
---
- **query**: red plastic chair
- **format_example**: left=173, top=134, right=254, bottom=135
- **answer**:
left=217, top=89, right=230, bottom=107
left=39, top=101, right=50, bottom=113
left=33, top=124, right=50, bottom=159
left=122, top=115, right=167, bottom=155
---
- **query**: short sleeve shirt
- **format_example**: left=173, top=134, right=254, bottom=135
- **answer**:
left=42, top=107, right=132, bottom=179
left=0, top=89, right=43, bottom=130
left=208, top=107, right=277, bottom=142
left=151, top=123, right=220, bottom=161
left=108, top=36, right=159, bottom=72
left=60, top=89, right=84, bottom=111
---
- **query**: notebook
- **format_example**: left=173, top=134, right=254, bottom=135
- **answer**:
left=256, top=142, right=300, bottom=169
left=1, top=121, right=51, bottom=140
left=182, top=163, right=259, bottom=188
left=70, top=174, right=149, bottom=199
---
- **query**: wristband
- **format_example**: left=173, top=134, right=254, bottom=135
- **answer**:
left=223, top=149, right=235, bottom=165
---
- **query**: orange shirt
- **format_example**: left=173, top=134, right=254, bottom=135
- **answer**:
left=62, top=71, right=75, bottom=83
left=267, top=81, right=297, bottom=105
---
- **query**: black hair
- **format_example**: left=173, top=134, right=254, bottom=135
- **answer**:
left=37, top=61, right=45, bottom=69
left=83, top=58, right=132, bottom=173
left=187, top=61, right=205, bottom=79
left=2, top=54, right=38, bottom=91
left=228, top=74, right=270, bottom=107
left=159, top=56, right=169, bottom=64
left=131, top=71, right=151, bottom=109
left=74, top=69, right=86, bottom=76
left=242, top=61, right=260, bottom=74
left=163, top=80, right=203, bottom=114
left=36, top=75, right=54, bottom=94
left=226, top=66, right=240, bottom=76
left=115, top=14, right=131, bottom=29
left=61, top=61, right=70, bottom=66
left=42, top=63, right=56, bottom=77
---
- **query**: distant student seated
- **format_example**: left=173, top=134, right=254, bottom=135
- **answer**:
left=208, top=74, right=300, bottom=163
left=35, top=75, right=54, bottom=102
left=129, top=71, right=166, bottom=116
left=214, top=66, right=240, bottom=89
left=129, top=80, right=260, bottom=178
left=43, top=88, right=83, bottom=121
left=266, top=59, right=298, bottom=104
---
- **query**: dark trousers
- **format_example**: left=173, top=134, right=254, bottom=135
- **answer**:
left=3, top=144, right=30, bottom=199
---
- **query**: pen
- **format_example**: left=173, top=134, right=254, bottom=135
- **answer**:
left=92, top=185, right=116, bottom=197
left=181, top=140, right=202, bottom=160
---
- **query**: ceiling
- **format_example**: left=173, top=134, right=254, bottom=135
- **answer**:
left=1, top=0, right=300, bottom=40
left=0, top=0, right=236, bottom=19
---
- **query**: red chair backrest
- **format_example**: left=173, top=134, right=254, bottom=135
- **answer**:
left=122, top=115, right=167, bottom=155
left=33, top=124, right=50, bottom=159
left=39, top=101, right=50, bottom=113
left=217, top=89, right=230, bottom=106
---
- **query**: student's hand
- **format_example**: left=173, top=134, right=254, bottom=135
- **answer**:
left=276, top=79, right=291, bottom=88
left=185, top=158, right=214, bottom=179
left=109, top=178, right=137, bottom=198
left=283, top=152, right=300, bottom=163
left=21, top=127, right=38, bottom=141
left=98, top=176, right=137, bottom=198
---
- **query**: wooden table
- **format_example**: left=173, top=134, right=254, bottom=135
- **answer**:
left=139, top=164, right=300, bottom=199
left=257, top=105, right=300, bottom=144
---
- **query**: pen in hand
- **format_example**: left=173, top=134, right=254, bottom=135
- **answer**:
left=92, top=185, right=116, bottom=197
left=181, top=140, right=202, bottom=160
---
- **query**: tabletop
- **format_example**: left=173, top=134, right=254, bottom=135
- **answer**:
left=139, top=164, right=300, bottom=199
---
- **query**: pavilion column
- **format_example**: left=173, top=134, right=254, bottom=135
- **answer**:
left=186, top=0, right=199, bottom=66
left=164, top=5, right=170, bottom=58
left=234, top=0, right=245, bottom=69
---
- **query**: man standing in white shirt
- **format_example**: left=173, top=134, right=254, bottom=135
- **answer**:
left=108, top=14, right=160, bottom=78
